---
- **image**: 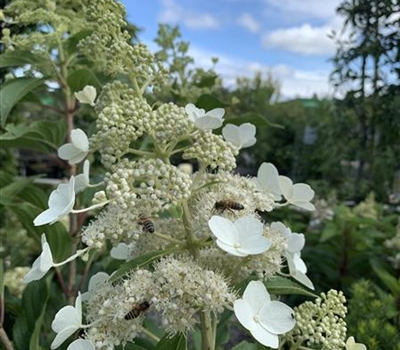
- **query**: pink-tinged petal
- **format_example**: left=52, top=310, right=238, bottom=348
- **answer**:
left=278, top=176, right=293, bottom=200
left=257, top=163, right=281, bottom=197
left=234, top=299, right=257, bottom=331
left=239, top=234, right=271, bottom=255
left=259, top=301, right=296, bottom=334
left=216, top=240, right=247, bottom=256
left=71, top=129, right=89, bottom=151
left=234, top=216, right=263, bottom=237
left=209, top=216, right=238, bottom=244
left=287, top=233, right=305, bottom=253
left=292, top=183, right=314, bottom=202
left=243, top=281, right=271, bottom=313
left=250, top=325, right=279, bottom=349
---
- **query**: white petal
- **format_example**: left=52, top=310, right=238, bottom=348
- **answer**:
left=185, top=103, right=204, bottom=121
left=222, top=124, right=241, bottom=147
left=278, top=176, right=294, bottom=200
left=50, top=326, right=79, bottom=349
left=250, top=325, right=279, bottom=349
left=291, top=201, right=316, bottom=211
left=287, top=233, right=305, bottom=253
left=243, top=281, right=271, bottom=313
left=205, top=107, right=225, bottom=119
left=234, top=299, right=257, bottom=331
left=292, top=270, right=314, bottom=290
left=40, top=242, right=54, bottom=272
left=74, top=85, right=96, bottom=105
left=67, top=339, right=95, bottom=350
left=257, top=163, right=282, bottom=197
left=239, top=123, right=257, bottom=148
left=33, top=208, right=60, bottom=226
left=216, top=240, right=248, bottom=256
left=291, top=253, right=307, bottom=273
left=58, top=143, right=76, bottom=160
left=23, top=256, right=46, bottom=283
left=70, top=129, right=89, bottom=151
left=270, top=222, right=290, bottom=238
left=68, top=151, right=88, bottom=165
left=195, top=116, right=223, bottom=130
left=51, top=305, right=81, bottom=333
left=260, top=301, right=295, bottom=334
left=110, top=243, right=129, bottom=260
left=239, top=234, right=271, bottom=255
left=88, top=272, right=109, bottom=291
left=291, top=183, right=314, bottom=202
left=234, top=216, right=263, bottom=237
left=209, top=216, right=238, bottom=244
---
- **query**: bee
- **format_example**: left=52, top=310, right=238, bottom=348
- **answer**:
left=138, top=214, right=155, bottom=233
left=214, top=200, right=244, bottom=214
left=124, top=301, right=150, bottom=320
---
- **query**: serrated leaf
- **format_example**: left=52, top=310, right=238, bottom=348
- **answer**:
left=196, top=94, right=229, bottom=110
left=0, top=120, right=67, bottom=153
left=67, top=68, right=101, bottom=93
left=0, top=77, right=47, bottom=127
left=226, top=113, right=284, bottom=128
left=265, top=276, right=317, bottom=298
left=0, top=51, right=46, bottom=69
left=109, top=248, right=179, bottom=283
left=154, top=333, right=187, bottom=350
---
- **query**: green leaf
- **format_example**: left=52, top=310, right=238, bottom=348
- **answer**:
left=196, top=94, right=230, bottom=110
left=0, top=120, right=67, bottom=153
left=0, top=178, right=33, bottom=206
left=12, top=278, right=51, bottom=350
left=67, top=68, right=101, bottom=93
left=319, top=221, right=341, bottom=243
left=64, top=29, right=93, bottom=55
left=109, top=248, right=179, bottom=283
left=226, top=112, right=284, bottom=128
left=265, top=276, right=317, bottom=298
left=0, top=50, right=45, bottom=69
left=195, top=74, right=217, bottom=88
left=371, top=263, right=400, bottom=296
left=155, top=333, right=187, bottom=350
left=0, top=77, right=47, bottom=127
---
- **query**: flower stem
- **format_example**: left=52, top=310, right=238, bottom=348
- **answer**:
left=141, top=327, right=161, bottom=343
left=200, top=312, right=215, bottom=350
left=181, top=200, right=199, bottom=259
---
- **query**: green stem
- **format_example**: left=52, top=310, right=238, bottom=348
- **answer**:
left=128, top=148, right=157, bottom=157
left=141, top=327, right=161, bottom=343
left=200, top=312, right=215, bottom=350
left=181, top=200, right=199, bottom=259
left=152, top=231, right=185, bottom=245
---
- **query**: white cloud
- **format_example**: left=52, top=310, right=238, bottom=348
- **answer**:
left=237, top=13, right=261, bottom=33
left=262, top=23, right=337, bottom=55
left=159, top=0, right=220, bottom=29
left=263, top=0, right=342, bottom=21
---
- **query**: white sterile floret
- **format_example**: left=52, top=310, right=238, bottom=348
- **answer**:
left=23, top=234, right=54, bottom=283
left=222, top=123, right=256, bottom=149
left=234, top=281, right=295, bottom=349
left=33, top=176, right=76, bottom=226
left=185, top=103, right=225, bottom=130
left=74, top=160, right=90, bottom=193
left=110, top=242, right=129, bottom=260
left=74, top=85, right=97, bottom=106
left=51, top=293, right=84, bottom=349
left=81, top=272, right=110, bottom=302
left=58, top=129, right=89, bottom=165
left=271, top=222, right=314, bottom=290
left=256, top=162, right=315, bottom=210
left=346, top=336, right=367, bottom=350
left=67, top=339, right=95, bottom=350
left=208, top=216, right=271, bottom=257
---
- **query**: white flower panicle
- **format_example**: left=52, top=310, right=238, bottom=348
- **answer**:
left=287, top=290, right=347, bottom=350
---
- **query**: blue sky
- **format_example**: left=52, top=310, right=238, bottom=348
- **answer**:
left=120, top=0, right=345, bottom=99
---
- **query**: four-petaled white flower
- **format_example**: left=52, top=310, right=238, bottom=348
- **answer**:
left=34, top=176, right=76, bottom=226
left=74, top=160, right=90, bottom=193
left=51, top=292, right=84, bottom=349
left=74, top=85, right=97, bottom=106
left=222, top=123, right=256, bottom=149
left=256, top=162, right=315, bottom=211
left=67, top=339, right=95, bottom=350
left=271, top=222, right=314, bottom=290
left=185, top=103, right=225, bottom=130
left=58, top=128, right=89, bottom=165
left=346, top=336, right=367, bottom=350
left=234, top=280, right=295, bottom=349
left=81, top=271, right=110, bottom=301
left=208, top=216, right=271, bottom=257
left=23, top=234, right=54, bottom=283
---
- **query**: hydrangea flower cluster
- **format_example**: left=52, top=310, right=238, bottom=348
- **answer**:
left=19, top=1, right=354, bottom=349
